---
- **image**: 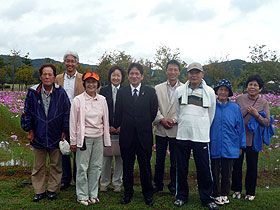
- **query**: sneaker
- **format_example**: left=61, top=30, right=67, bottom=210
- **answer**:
left=214, top=196, right=224, bottom=205
left=77, top=200, right=92, bottom=206
left=232, top=191, right=241, bottom=199
left=222, top=196, right=229, bottom=204
left=203, top=202, right=219, bottom=210
left=113, top=186, right=121, bottom=193
left=90, top=197, right=100, bottom=204
left=174, top=199, right=185, bottom=207
left=245, top=195, right=255, bottom=201
left=100, top=186, right=108, bottom=192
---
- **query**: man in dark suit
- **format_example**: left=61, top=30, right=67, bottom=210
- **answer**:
left=115, top=63, right=158, bottom=206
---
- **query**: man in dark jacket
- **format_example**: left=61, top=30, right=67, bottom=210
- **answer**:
left=115, top=63, right=158, bottom=206
left=21, top=63, right=70, bottom=202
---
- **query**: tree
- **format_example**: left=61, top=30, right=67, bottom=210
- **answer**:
left=7, top=49, right=21, bottom=91
left=22, top=52, right=32, bottom=66
left=15, top=65, right=35, bottom=90
left=153, top=45, right=187, bottom=85
left=204, top=59, right=228, bottom=86
left=246, top=45, right=280, bottom=92
left=0, top=68, right=7, bottom=90
left=97, top=51, right=135, bottom=86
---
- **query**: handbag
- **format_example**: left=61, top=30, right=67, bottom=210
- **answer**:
left=103, top=135, right=121, bottom=157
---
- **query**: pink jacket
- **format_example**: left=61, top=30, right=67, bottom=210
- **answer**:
left=70, top=92, right=111, bottom=147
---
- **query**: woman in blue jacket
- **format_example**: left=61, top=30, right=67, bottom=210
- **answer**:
left=210, top=79, right=246, bottom=206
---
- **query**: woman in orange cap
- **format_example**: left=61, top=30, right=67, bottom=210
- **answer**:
left=70, top=72, right=111, bottom=206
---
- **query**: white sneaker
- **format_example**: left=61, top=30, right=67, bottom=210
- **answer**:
left=222, top=196, right=230, bottom=204
left=90, top=197, right=100, bottom=204
left=113, top=186, right=121, bottom=193
left=232, top=191, right=241, bottom=199
left=245, top=195, right=255, bottom=201
left=214, top=196, right=224, bottom=205
left=100, top=186, right=108, bottom=192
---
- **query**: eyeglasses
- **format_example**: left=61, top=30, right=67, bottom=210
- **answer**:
left=65, top=60, right=77, bottom=64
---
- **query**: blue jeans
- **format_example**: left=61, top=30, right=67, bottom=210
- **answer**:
left=154, top=136, right=176, bottom=189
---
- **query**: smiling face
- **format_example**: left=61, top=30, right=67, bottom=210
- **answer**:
left=166, top=64, right=180, bottom=83
left=128, top=67, right=144, bottom=87
left=64, top=55, right=78, bottom=74
left=247, top=80, right=262, bottom=98
left=40, top=67, right=55, bottom=88
left=85, top=78, right=98, bottom=96
left=217, top=86, right=229, bottom=102
left=110, top=69, right=122, bottom=87
left=187, top=69, right=204, bottom=88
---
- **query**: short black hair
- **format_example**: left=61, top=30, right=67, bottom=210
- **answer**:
left=128, top=63, right=143, bottom=75
left=245, top=74, right=264, bottom=89
left=166, top=59, right=181, bottom=71
left=39, top=63, right=57, bottom=77
left=108, top=65, right=125, bottom=84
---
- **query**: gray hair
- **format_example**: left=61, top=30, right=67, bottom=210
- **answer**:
left=63, top=51, right=79, bottom=63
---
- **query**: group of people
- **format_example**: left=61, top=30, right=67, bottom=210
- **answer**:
left=21, top=51, right=274, bottom=210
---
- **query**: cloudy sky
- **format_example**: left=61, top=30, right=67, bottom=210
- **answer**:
left=0, top=0, right=279, bottom=65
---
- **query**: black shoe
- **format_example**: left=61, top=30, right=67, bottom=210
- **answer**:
left=121, top=196, right=132, bottom=204
left=145, top=197, right=154, bottom=206
left=174, top=199, right=186, bottom=207
left=60, top=183, right=70, bottom=190
left=152, top=185, right=163, bottom=194
left=32, top=192, right=46, bottom=202
left=168, top=184, right=176, bottom=196
left=203, top=202, right=219, bottom=210
left=47, top=191, right=57, bottom=200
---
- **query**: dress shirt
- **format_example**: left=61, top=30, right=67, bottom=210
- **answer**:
left=64, top=70, right=77, bottom=103
left=111, top=84, right=120, bottom=112
left=41, top=85, right=53, bottom=117
left=130, top=83, right=141, bottom=96
left=167, top=80, right=180, bottom=101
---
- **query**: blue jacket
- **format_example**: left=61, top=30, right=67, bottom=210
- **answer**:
left=248, top=111, right=274, bottom=152
left=21, top=83, right=70, bottom=149
left=210, top=99, right=246, bottom=159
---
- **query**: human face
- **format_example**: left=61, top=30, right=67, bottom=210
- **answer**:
left=187, top=69, right=204, bottom=88
left=217, top=86, right=229, bottom=103
left=128, top=67, right=144, bottom=88
left=40, top=67, right=55, bottom=88
left=247, top=80, right=261, bottom=98
left=64, top=55, right=78, bottom=74
left=110, top=69, right=122, bottom=87
left=166, top=64, right=180, bottom=84
left=85, top=78, right=98, bottom=96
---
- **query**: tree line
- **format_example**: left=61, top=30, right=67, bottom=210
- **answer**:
left=0, top=44, right=279, bottom=93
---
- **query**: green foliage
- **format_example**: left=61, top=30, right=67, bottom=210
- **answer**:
left=7, top=49, right=21, bottom=91
left=15, top=65, right=35, bottom=90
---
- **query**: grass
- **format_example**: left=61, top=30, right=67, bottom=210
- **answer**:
left=0, top=177, right=279, bottom=210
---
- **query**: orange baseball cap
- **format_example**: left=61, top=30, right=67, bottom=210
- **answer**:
left=82, top=72, right=100, bottom=81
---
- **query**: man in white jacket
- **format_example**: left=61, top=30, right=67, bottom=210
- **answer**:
left=173, top=62, right=218, bottom=210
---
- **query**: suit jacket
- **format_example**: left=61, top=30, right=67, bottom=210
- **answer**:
left=115, top=85, right=158, bottom=150
left=99, top=84, right=122, bottom=127
left=55, top=71, right=84, bottom=97
left=153, top=81, right=183, bottom=138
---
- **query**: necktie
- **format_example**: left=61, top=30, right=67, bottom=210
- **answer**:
left=112, top=87, right=117, bottom=112
left=133, top=89, right=138, bottom=102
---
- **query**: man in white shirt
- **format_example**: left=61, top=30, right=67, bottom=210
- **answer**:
left=55, top=51, right=84, bottom=190
left=173, top=62, right=218, bottom=210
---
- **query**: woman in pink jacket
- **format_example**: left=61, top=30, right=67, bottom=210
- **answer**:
left=70, top=72, right=111, bottom=206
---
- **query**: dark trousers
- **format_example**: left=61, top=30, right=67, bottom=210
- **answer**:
left=176, top=140, right=213, bottom=204
left=154, top=135, right=176, bottom=189
left=211, top=158, right=234, bottom=197
left=231, top=146, right=259, bottom=196
left=121, top=130, right=153, bottom=199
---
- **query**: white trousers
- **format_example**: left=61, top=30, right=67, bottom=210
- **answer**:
left=76, top=136, right=103, bottom=200
left=100, top=155, right=123, bottom=187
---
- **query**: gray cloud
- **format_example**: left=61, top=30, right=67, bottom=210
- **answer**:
left=0, top=0, right=37, bottom=20
left=230, top=0, right=277, bottom=14
left=150, top=0, right=216, bottom=22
